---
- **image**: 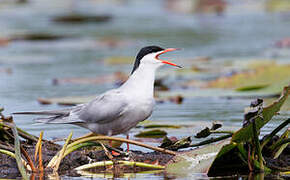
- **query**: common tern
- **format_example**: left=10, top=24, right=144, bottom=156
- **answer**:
left=14, top=46, right=181, bottom=150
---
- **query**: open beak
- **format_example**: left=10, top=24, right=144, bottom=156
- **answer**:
left=155, top=48, right=182, bottom=68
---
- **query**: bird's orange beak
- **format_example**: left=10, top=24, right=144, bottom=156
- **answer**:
left=155, top=48, right=182, bottom=68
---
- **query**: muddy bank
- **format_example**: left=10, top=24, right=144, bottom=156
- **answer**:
left=0, top=140, right=173, bottom=178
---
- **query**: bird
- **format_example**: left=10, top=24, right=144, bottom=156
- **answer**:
left=14, top=46, right=181, bottom=151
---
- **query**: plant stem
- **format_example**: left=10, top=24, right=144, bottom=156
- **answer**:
left=1, top=122, right=38, bottom=142
left=20, top=146, right=35, bottom=172
left=9, top=122, right=29, bottom=180
left=0, top=149, right=16, bottom=158
left=261, top=118, right=290, bottom=148
left=75, top=160, right=165, bottom=171
left=189, top=134, right=232, bottom=148
left=64, top=142, right=100, bottom=157
left=0, top=149, right=32, bottom=171
left=252, top=119, right=264, bottom=171
left=67, top=136, right=177, bottom=156
left=210, top=131, right=234, bottom=134
left=38, top=131, right=44, bottom=172
left=270, top=138, right=290, bottom=151
left=54, top=132, right=73, bottom=172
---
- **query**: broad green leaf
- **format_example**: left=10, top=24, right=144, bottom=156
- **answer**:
left=166, top=139, right=230, bottom=175
left=231, top=85, right=290, bottom=143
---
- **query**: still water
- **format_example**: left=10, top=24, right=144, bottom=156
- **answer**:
left=0, top=0, right=289, bottom=179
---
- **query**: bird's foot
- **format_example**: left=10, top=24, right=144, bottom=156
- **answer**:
left=111, top=150, right=121, bottom=156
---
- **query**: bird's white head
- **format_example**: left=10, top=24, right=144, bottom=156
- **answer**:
left=131, top=46, right=181, bottom=74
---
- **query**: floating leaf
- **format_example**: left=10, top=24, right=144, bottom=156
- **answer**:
left=236, top=84, right=269, bottom=91
left=53, top=14, right=112, bottom=23
left=11, top=33, right=66, bottom=41
left=166, top=139, right=230, bottom=175
left=104, top=56, right=133, bottom=65
left=144, top=124, right=181, bottom=129
left=135, top=129, right=167, bottom=138
left=266, top=0, right=290, bottom=12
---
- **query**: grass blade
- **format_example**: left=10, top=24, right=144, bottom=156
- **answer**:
left=9, top=122, right=29, bottom=180
left=47, top=132, right=73, bottom=172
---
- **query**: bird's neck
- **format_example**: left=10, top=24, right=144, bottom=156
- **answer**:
left=120, top=64, right=158, bottom=98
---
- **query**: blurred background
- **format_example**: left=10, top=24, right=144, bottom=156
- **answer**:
left=0, top=0, right=289, bottom=145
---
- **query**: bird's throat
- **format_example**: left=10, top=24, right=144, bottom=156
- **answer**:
left=120, top=64, right=157, bottom=97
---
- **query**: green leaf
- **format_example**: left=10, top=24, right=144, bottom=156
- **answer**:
left=232, top=85, right=290, bottom=143
left=8, top=122, right=29, bottom=180
left=272, top=129, right=289, bottom=159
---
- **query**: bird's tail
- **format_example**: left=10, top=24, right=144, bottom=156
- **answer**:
left=13, top=109, right=71, bottom=124
left=13, top=109, right=71, bottom=116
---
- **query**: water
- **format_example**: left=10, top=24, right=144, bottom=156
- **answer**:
left=0, top=0, right=289, bottom=179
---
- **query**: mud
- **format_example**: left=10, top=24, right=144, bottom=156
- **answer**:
left=0, top=140, right=174, bottom=178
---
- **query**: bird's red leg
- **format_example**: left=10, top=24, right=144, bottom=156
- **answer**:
left=126, top=134, right=130, bottom=152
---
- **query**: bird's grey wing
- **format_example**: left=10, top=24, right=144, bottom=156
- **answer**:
left=75, top=90, right=128, bottom=124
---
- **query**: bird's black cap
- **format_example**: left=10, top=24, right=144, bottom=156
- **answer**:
left=131, top=46, right=164, bottom=74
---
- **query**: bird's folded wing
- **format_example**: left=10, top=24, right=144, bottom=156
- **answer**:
left=74, top=90, right=129, bottom=124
